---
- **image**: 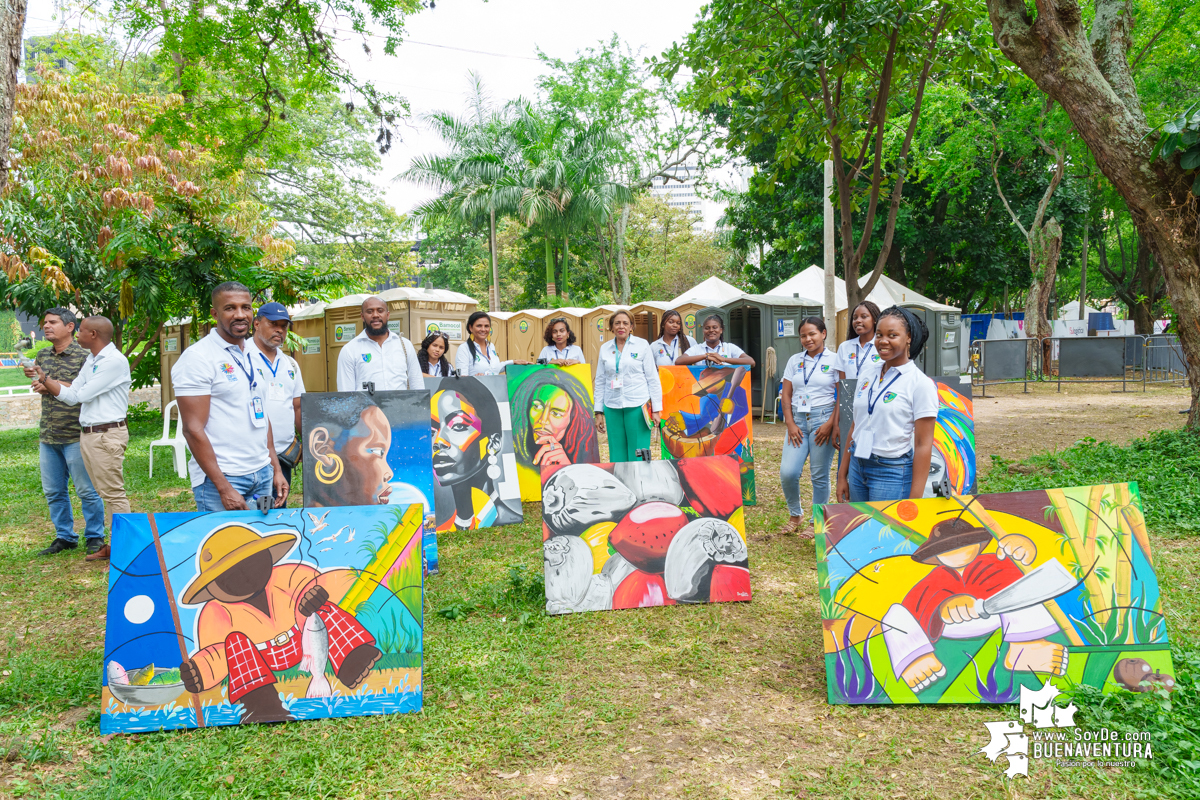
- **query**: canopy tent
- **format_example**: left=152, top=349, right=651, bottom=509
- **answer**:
left=768, top=265, right=894, bottom=310
left=1058, top=300, right=1103, bottom=319
left=668, top=276, right=744, bottom=306
left=875, top=275, right=959, bottom=312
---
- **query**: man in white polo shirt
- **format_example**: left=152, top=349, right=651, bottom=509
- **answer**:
left=246, top=302, right=304, bottom=504
left=32, top=315, right=131, bottom=562
left=172, top=282, right=288, bottom=512
left=336, top=295, right=423, bottom=392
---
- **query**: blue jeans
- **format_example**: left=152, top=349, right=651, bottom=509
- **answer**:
left=193, top=465, right=273, bottom=512
left=40, top=441, right=106, bottom=544
left=780, top=403, right=836, bottom=517
left=848, top=451, right=915, bottom=503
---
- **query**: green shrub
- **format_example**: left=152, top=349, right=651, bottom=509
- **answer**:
left=979, top=428, right=1200, bottom=534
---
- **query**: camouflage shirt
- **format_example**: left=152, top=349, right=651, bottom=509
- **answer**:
left=36, top=341, right=87, bottom=444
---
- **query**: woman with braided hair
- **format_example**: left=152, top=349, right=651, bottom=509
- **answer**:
left=836, top=306, right=938, bottom=503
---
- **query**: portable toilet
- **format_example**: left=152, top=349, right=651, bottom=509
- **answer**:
left=506, top=309, right=558, bottom=362
left=580, top=305, right=631, bottom=366
left=898, top=299, right=963, bottom=377
left=486, top=311, right=516, bottom=361
left=158, top=316, right=191, bottom=409
left=555, top=306, right=590, bottom=346
left=399, top=287, right=477, bottom=364
left=287, top=302, right=327, bottom=392
left=629, top=300, right=674, bottom=343
left=671, top=300, right=713, bottom=344
left=322, top=293, right=370, bottom=390
left=375, top=286, right=420, bottom=341
left=715, top=293, right=823, bottom=411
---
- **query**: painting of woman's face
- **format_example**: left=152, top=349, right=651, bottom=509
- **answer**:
left=432, top=390, right=487, bottom=485
left=342, top=405, right=394, bottom=504
left=529, top=385, right=573, bottom=444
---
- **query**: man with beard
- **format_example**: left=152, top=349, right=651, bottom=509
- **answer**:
left=172, top=282, right=289, bottom=511
left=336, top=296, right=424, bottom=392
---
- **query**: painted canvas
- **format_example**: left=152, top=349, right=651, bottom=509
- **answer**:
left=301, top=390, right=438, bottom=572
left=815, top=483, right=1174, bottom=705
left=506, top=364, right=600, bottom=502
left=102, top=504, right=425, bottom=734
left=659, top=366, right=756, bottom=505
left=541, top=455, right=750, bottom=615
left=425, top=375, right=523, bottom=532
left=836, top=377, right=977, bottom=498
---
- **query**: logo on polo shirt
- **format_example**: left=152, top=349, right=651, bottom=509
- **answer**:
left=92, top=364, right=99, bottom=373
left=849, top=352, right=857, bottom=360
left=362, top=353, right=372, bottom=363
left=219, top=362, right=237, bottom=381
left=883, top=391, right=898, bottom=403
left=821, top=364, right=830, bottom=372
left=288, top=369, right=295, bottom=379
left=871, top=353, right=881, bottom=361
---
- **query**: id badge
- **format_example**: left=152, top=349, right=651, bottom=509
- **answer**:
left=251, top=397, right=266, bottom=427
left=797, top=392, right=811, bottom=412
left=268, top=382, right=286, bottom=401
left=611, top=376, right=624, bottom=390
left=853, top=429, right=875, bottom=459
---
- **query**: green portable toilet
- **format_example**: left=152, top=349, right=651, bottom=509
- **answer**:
left=876, top=277, right=963, bottom=377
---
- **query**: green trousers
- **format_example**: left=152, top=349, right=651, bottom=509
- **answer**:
left=603, top=405, right=650, bottom=462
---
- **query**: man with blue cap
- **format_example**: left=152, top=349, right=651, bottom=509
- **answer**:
left=246, top=302, right=305, bottom=502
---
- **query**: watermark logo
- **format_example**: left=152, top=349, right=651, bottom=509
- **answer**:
left=979, top=681, right=1153, bottom=779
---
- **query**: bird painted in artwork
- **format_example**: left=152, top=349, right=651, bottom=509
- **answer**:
left=344, top=528, right=355, bottom=544
left=316, top=525, right=349, bottom=546
left=320, top=547, right=332, bottom=552
left=306, top=511, right=330, bottom=534
left=873, top=563, right=883, bottom=573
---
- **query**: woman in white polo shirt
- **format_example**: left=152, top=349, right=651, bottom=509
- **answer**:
left=836, top=307, right=938, bottom=503
left=455, top=312, right=529, bottom=377
left=593, top=310, right=663, bottom=462
left=779, top=317, right=838, bottom=536
left=649, top=310, right=694, bottom=367
left=537, top=317, right=586, bottom=365
left=675, top=315, right=755, bottom=367
left=835, top=301, right=883, bottom=380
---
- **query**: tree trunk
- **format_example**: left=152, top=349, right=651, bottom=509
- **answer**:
left=615, top=205, right=632, bottom=304
left=489, top=207, right=500, bottom=311
left=987, top=0, right=1200, bottom=425
left=561, top=234, right=570, bottom=300
left=1130, top=237, right=1161, bottom=335
left=0, top=0, right=26, bottom=191
left=1078, top=219, right=1088, bottom=320
left=1025, top=217, right=1062, bottom=368
left=544, top=237, right=556, bottom=299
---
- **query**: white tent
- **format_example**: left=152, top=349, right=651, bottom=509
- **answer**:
left=1058, top=300, right=1102, bottom=319
left=767, top=265, right=894, bottom=310
left=875, top=275, right=959, bottom=312
left=669, top=276, right=744, bottom=306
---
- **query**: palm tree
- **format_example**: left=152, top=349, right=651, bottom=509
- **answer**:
left=400, top=75, right=521, bottom=309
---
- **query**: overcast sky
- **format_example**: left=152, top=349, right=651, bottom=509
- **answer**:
left=24, top=0, right=712, bottom=219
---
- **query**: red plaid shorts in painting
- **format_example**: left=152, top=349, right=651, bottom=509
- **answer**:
left=224, top=602, right=376, bottom=702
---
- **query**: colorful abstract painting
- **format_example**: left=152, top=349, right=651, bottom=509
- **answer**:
left=301, top=390, right=438, bottom=572
left=541, top=455, right=750, bottom=615
left=659, top=366, right=756, bottom=505
left=102, top=505, right=425, bottom=734
left=506, top=364, right=600, bottom=502
left=425, top=375, right=523, bottom=532
left=836, top=377, right=976, bottom=499
left=815, top=484, right=1174, bottom=705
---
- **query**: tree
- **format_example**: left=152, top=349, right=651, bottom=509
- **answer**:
left=541, top=35, right=717, bottom=302
left=985, top=0, right=1200, bottom=423
left=661, top=0, right=989, bottom=311
left=0, top=72, right=346, bottom=375
left=625, top=194, right=741, bottom=301
left=1094, top=203, right=1168, bottom=334
left=0, top=0, right=25, bottom=191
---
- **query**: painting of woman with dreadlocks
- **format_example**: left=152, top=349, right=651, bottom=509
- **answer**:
left=815, top=484, right=1174, bottom=704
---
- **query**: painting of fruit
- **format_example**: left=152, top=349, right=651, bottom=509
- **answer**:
left=541, top=456, right=750, bottom=615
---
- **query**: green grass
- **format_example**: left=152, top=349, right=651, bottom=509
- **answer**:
left=0, top=369, right=33, bottom=389
left=0, top=418, right=1197, bottom=798
left=980, top=428, right=1200, bottom=534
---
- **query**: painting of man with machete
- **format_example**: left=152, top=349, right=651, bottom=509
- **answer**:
left=815, top=484, right=1175, bottom=704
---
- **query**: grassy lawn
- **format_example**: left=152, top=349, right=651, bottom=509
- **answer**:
left=0, top=369, right=33, bottom=390
left=0, top=410, right=1197, bottom=799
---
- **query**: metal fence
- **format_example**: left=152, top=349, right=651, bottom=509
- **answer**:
left=972, top=334, right=1192, bottom=393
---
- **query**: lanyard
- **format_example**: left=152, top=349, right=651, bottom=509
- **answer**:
left=258, top=351, right=280, bottom=379
left=230, top=348, right=255, bottom=390
left=706, top=342, right=725, bottom=357
left=800, top=351, right=824, bottom=385
left=856, top=340, right=874, bottom=369
left=867, top=368, right=903, bottom=416
left=662, top=337, right=678, bottom=361
left=554, top=346, right=570, bottom=360
left=614, top=341, right=624, bottom=373
left=475, top=341, right=493, bottom=364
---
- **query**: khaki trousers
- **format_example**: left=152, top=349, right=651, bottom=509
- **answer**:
left=80, top=425, right=131, bottom=532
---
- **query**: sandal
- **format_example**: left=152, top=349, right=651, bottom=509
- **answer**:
left=780, top=519, right=802, bottom=536
left=797, top=523, right=816, bottom=541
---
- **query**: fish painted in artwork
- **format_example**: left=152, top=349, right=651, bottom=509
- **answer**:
left=300, top=613, right=332, bottom=698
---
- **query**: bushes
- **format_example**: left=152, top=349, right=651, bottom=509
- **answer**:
left=979, top=429, right=1200, bottom=534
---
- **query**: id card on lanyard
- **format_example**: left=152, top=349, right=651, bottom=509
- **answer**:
left=796, top=352, right=823, bottom=412
left=259, top=352, right=286, bottom=400
left=854, top=368, right=901, bottom=458
left=234, top=351, right=265, bottom=428
left=611, top=344, right=624, bottom=390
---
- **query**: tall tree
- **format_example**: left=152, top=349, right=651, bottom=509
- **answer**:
left=660, top=0, right=989, bottom=310
left=0, top=0, right=25, bottom=191
left=984, top=0, right=1200, bottom=423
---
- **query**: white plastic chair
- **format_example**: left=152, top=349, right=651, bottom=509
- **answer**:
left=149, top=400, right=189, bottom=480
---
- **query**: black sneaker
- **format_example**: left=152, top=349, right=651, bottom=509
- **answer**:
left=85, top=540, right=107, bottom=556
left=38, top=538, right=78, bottom=555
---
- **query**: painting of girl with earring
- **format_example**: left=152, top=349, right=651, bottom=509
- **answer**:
left=426, top=375, right=523, bottom=531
